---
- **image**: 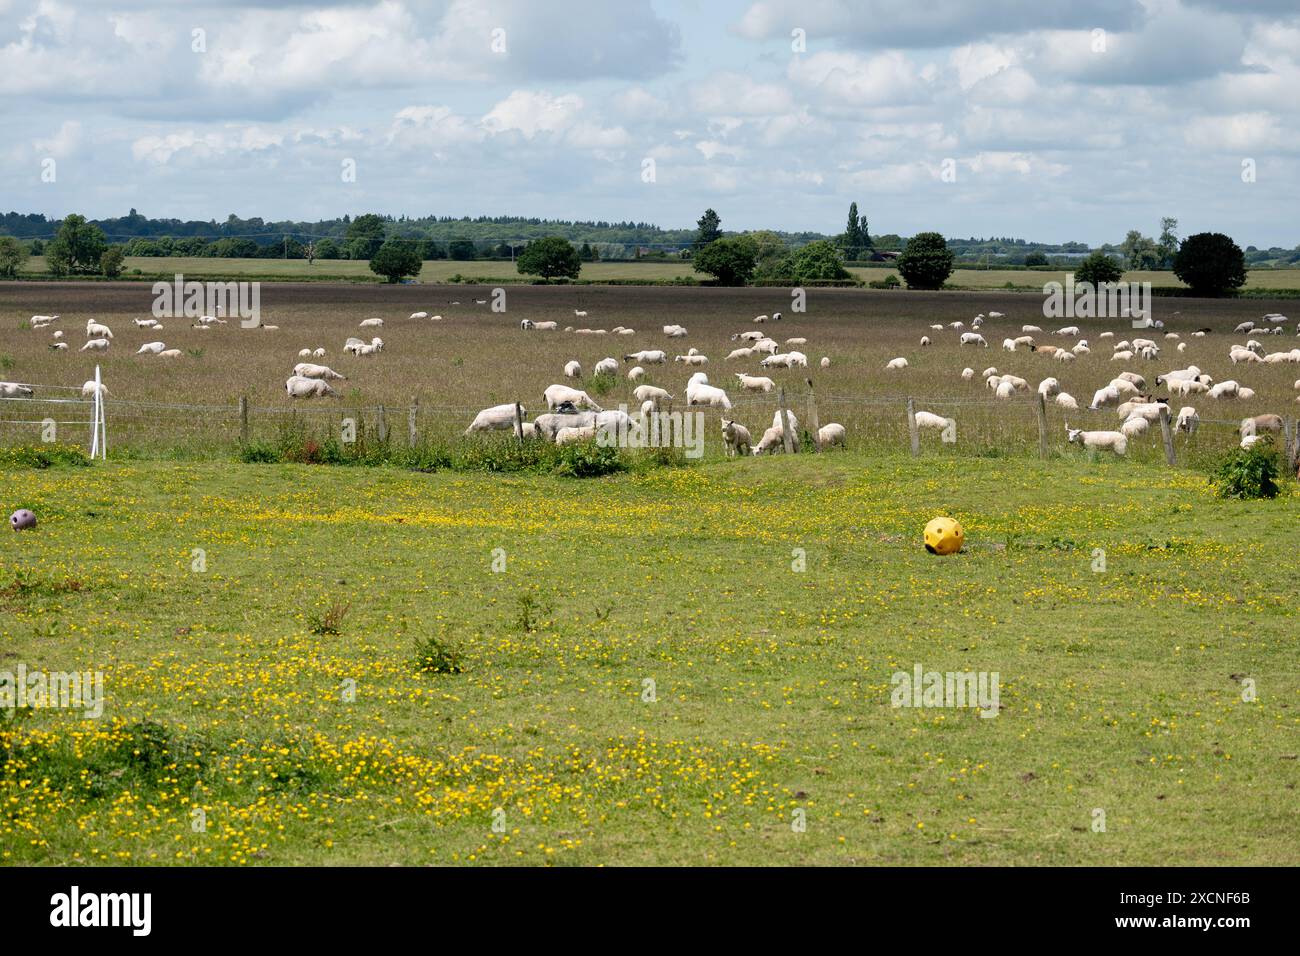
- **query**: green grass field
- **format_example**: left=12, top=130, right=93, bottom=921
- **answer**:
left=17, top=256, right=1300, bottom=290
left=3, top=452, right=1296, bottom=865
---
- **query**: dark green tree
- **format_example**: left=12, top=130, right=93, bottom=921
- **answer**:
left=790, top=240, right=850, bottom=281
left=1075, top=250, right=1125, bottom=286
left=694, top=208, right=722, bottom=250
left=1173, top=232, right=1247, bottom=296
left=0, top=235, right=29, bottom=278
left=516, top=237, right=582, bottom=281
left=100, top=246, right=126, bottom=278
left=45, top=214, right=107, bottom=274
left=368, top=239, right=423, bottom=282
left=1024, top=251, right=1048, bottom=267
left=448, top=239, right=477, bottom=260
left=346, top=213, right=386, bottom=259
left=840, top=202, right=871, bottom=259
left=895, top=232, right=954, bottom=290
left=692, top=236, right=758, bottom=286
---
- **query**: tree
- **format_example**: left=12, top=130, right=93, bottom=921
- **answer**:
left=368, top=239, right=423, bottom=283
left=1173, top=232, right=1247, bottom=296
left=1074, top=250, right=1124, bottom=286
left=448, top=239, right=477, bottom=260
left=895, top=232, right=954, bottom=290
left=0, top=236, right=29, bottom=278
left=839, top=202, right=871, bottom=259
left=789, top=240, right=850, bottom=281
left=694, top=208, right=722, bottom=250
left=314, top=238, right=341, bottom=259
left=1024, top=251, right=1048, bottom=267
left=45, top=213, right=107, bottom=274
left=692, top=236, right=758, bottom=286
left=1119, top=230, right=1160, bottom=270
left=516, top=237, right=582, bottom=281
left=1156, top=217, right=1179, bottom=269
left=346, top=213, right=387, bottom=259
left=100, top=246, right=126, bottom=278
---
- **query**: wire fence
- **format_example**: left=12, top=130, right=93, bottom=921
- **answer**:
left=4, top=379, right=1298, bottom=475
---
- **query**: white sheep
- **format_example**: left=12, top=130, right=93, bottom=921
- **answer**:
left=1002, top=338, right=1018, bottom=352
left=1056, top=392, right=1079, bottom=410
left=920, top=336, right=932, bottom=347
left=818, top=423, right=846, bottom=448
left=465, top=403, right=524, bottom=434
left=961, top=367, right=975, bottom=381
left=1175, top=406, right=1199, bottom=435
left=735, top=373, right=775, bottom=393
left=359, top=317, right=384, bottom=329
left=913, top=411, right=953, bottom=434
left=0, top=382, right=35, bottom=398
left=1089, top=386, right=1121, bottom=410
left=544, top=384, right=603, bottom=411
left=885, top=357, right=909, bottom=370
left=633, top=385, right=673, bottom=409
left=1037, top=377, right=1060, bottom=398
left=686, top=382, right=732, bottom=410
left=1112, top=350, right=1134, bottom=362
left=1072, top=341, right=1090, bottom=355
left=285, top=376, right=337, bottom=398
left=995, top=381, right=1016, bottom=400
left=726, top=347, right=755, bottom=361
left=627, top=366, right=645, bottom=383
left=675, top=353, right=709, bottom=366
left=135, top=342, right=166, bottom=355
left=1239, top=414, right=1283, bottom=438
left=1066, top=426, right=1127, bottom=455
left=564, top=360, right=583, bottom=379
left=293, top=363, right=346, bottom=381
left=960, top=332, right=988, bottom=347
left=732, top=330, right=765, bottom=342
left=1055, top=326, right=1080, bottom=337
left=80, top=381, right=108, bottom=400
left=556, top=425, right=598, bottom=445
left=819, top=357, right=830, bottom=369
left=594, top=357, right=619, bottom=377
left=687, top=372, right=710, bottom=388
left=313, top=347, right=326, bottom=358
left=158, top=349, right=183, bottom=358
left=1054, top=350, right=1076, bottom=363
left=1120, top=416, right=1150, bottom=439
left=785, top=337, right=807, bottom=345
left=80, top=338, right=110, bottom=352
left=721, top=419, right=752, bottom=457
left=663, top=324, right=688, bottom=338
left=133, top=318, right=158, bottom=328
left=85, top=321, right=113, bottom=339
left=1207, top=381, right=1240, bottom=400
left=624, top=349, right=667, bottom=364
left=751, top=338, right=779, bottom=355
left=410, top=311, right=428, bottom=319
left=49, top=342, right=68, bottom=351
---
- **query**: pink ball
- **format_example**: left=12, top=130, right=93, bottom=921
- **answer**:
left=9, top=509, right=36, bottom=531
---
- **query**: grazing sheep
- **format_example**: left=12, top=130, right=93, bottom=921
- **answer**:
left=1120, top=416, right=1150, bottom=439
left=594, top=357, right=619, bottom=377
left=1066, top=426, right=1127, bottom=456
left=1022, top=325, right=1043, bottom=334
left=721, top=419, right=753, bottom=457
left=732, top=330, right=765, bottom=342
left=1240, top=434, right=1266, bottom=450
left=663, top=324, right=688, bottom=338
left=820, top=357, right=831, bottom=368
left=726, top=347, right=755, bottom=361
left=1175, top=406, right=1199, bottom=435
left=85, top=321, right=113, bottom=339
left=1033, top=345, right=1060, bottom=357
left=80, top=338, right=110, bottom=352
left=1055, top=326, right=1080, bottom=336
left=920, top=336, right=932, bottom=347
left=785, top=337, right=807, bottom=345
left=544, top=384, right=603, bottom=412
left=1112, top=350, right=1134, bottom=361
left=1230, top=346, right=1262, bottom=364
left=1090, top=385, right=1121, bottom=410
left=1207, top=381, right=1241, bottom=400
left=913, top=411, right=953, bottom=434
left=1109, top=379, right=1140, bottom=397
left=285, top=376, right=337, bottom=399
left=464, top=403, right=525, bottom=434
left=1002, top=338, right=1018, bottom=352
left=359, top=318, right=384, bottom=329
left=1056, top=392, right=1079, bottom=410
left=1234, top=321, right=1254, bottom=333
left=686, top=382, right=732, bottom=410
left=1072, top=341, right=1090, bottom=355
left=51, top=330, right=64, bottom=339
left=1037, top=377, right=1060, bottom=398
left=753, top=314, right=768, bottom=323
left=627, top=366, right=645, bottom=382
left=1240, top=414, right=1284, bottom=438
left=961, top=367, right=975, bottom=381
left=982, top=367, right=998, bottom=378
left=293, top=363, right=346, bottom=381
left=574, top=310, right=588, bottom=318
left=960, top=332, right=988, bottom=347
left=735, top=373, right=775, bottom=393
left=687, top=371, right=710, bottom=388
left=751, top=338, right=779, bottom=355
left=49, top=342, right=68, bottom=351
left=1238, top=387, right=1257, bottom=400
left=298, top=348, right=313, bottom=358
left=753, top=423, right=801, bottom=455
left=0, top=382, right=35, bottom=398
left=564, top=360, right=583, bottom=379
left=556, top=425, right=598, bottom=445
left=1169, top=377, right=1208, bottom=397
left=1098, top=331, right=1114, bottom=339
left=312, top=347, right=326, bottom=358
left=1054, top=350, right=1076, bottom=363
left=135, top=341, right=166, bottom=355
left=158, top=349, right=183, bottom=358
left=674, top=353, right=709, bottom=366
left=949, top=321, right=965, bottom=330
left=1116, top=400, right=1165, bottom=423
left=633, top=385, right=673, bottom=409
left=818, top=423, right=847, bottom=448
left=624, top=349, right=667, bottom=364
left=1115, top=372, right=1146, bottom=388
left=1014, top=335, right=1035, bottom=348
left=930, top=324, right=944, bottom=331
left=995, top=381, right=1016, bottom=400
left=533, top=411, right=595, bottom=439
left=885, top=357, right=909, bottom=370
left=133, top=318, right=158, bottom=328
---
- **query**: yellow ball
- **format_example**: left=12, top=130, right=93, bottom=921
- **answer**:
left=924, top=516, right=964, bottom=555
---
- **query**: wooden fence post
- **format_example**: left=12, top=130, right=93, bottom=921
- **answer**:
left=778, top=387, right=796, bottom=454
left=1157, top=405, right=1176, bottom=466
left=806, top=378, right=821, bottom=452
left=514, top=402, right=525, bottom=444
left=408, top=396, right=419, bottom=447
left=239, top=396, right=249, bottom=445
left=1286, top=419, right=1298, bottom=476
left=377, top=405, right=388, bottom=444
left=1035, top=392, right=1049, bottom=459
left=906, top=397, right=919, bottom=456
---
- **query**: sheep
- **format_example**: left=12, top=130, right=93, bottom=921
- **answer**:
left=1234, top=321, right=1254, bottom=333
left=359, top=317, right=384, bottom=329
left=30, top=314, right=59, bottom=326
left=524, top=320, right=559, bottom=331
left=1207, top=381, right=1241, bottom=400
left=1112, top=350, right=1134, bottom=362
left=0, top=382, right=34, bottom=398
left=1022, top=325, right=1043, bottom=334
left=1037, top=377, right=1060, bottom=398
left=158, top=349, right=183, bottom=358
left=355, top=339, right=384, bottom=357
left=735, top=373, right=775, bottom=393
left=1114, top=371, right=1146, bottom=388
left=1229, top=346, right=1262, bottom=364
left=1098, top=331, right=1114, bottom=339
left=410, top=311, right=428, bottom=319
left=1054, top=350, right=1076, bottom=363
left=533, top=411, right=596, bottom=439
left=1240, top=414, right=1284, bottom=438
left=1120, top=416, right=1150, bottom=439
left=1175, top=406, right=1199, bottom=435
left=564, top=360, right=583, bottom=379
left=1169, top=377, right=1208, bottom=397
left=982, top=367, right=999, bottom=378
left=298, top=348, right=313, bottom=358
left=49, top=342, right=68, bottom=351
left=134, top=318, right=159, bottom=328
left=573, top=309, right=588, bottom=318
left=1056, top=392, right=1079, bottom=410
left=1090, top=386, right=1121, bottom=410
left=1238, top=387, right=1257, bottom=400
left=1033, top=345, right=1060, bottom=357
left=463, top=402, right=524, bottom=434
left=987, top=311, right=1004, bottom=319
left=753, top=423, right=801, bottom=455
left=930, top=324, right=944, bottom=331
left=556, top=425, right=598, bottom=445
left=1014, top=335, right=1035, bottom=348
left=820, top=357, right=830, bottom=368
left=285, top=376, right=337, bottom=399
left=920, top=336, right=932, bottom=347
left=960, top=332, right=988, bottom=347
left=686, top=382, right=732, bottom=410
left=726, top=347, right=755, bottom=361
left=751, top=338, right=779, bottom=355
left=663, top=324, right=688, bottom=338
left=594, top=357, right=619, bottom=377
left=732, top=330, right=765, bottom=342
left=1002, top=338, right=1018, bottom=352
left=85, top=321, right=113, bottom=339
left=885, top=357, right=909, bottom=370
left=1116, top=400, right=1165, bottom=423
left=627, top=366, right=645, bottom=383
left=135, top=341, right=166, bottom=355
left=760, top=353, right=797, bottom=369
left=948, top=321, right=965, bottom=330
left=52, top=330, right=64, bottom=339
left=721, top=419, right=753, bottom=457
left=1109, top=378, right=1141, bottom=397
left=913, top=411, right=953, bottom=434
left=687, top=372, right=710, bottom=388
left=1113, top=340, right=1132, bottom=352
left=1055, top=326, right=1080, bottom=337
left=995, top=381, right=1016, bottom=400
left=961, top=367, right=975, bottom=381
left=633, top=385, right=673, bottom=409
left=81, top=381, right=108, bottom=400
left=1072, top=341, right=1090, bottom=355
left=624, top=349, right=667, bottom=364
left=313, top=348, right=326, bottom=358
left=753, top=314, right=769, bottom=323
left=1066, top=426, right=1127, bottom=456
left=293, top=363, right=346, bottom=381
left=817, top=423, right=847, bottom=448
left=544, top=384, right=602, bottom=412
left=80, top=338, right=110, bottom=352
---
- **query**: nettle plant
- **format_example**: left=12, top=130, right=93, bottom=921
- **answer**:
left=1213, top=438, right=1281, bottom=500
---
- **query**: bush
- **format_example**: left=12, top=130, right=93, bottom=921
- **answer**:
left=368, top=239, right=423, bottom=283
left=100, top=246, right=126, bottom=278
left=0, top=444, right=91, bottom=468
left=692, top=237, right=758, bottom=286
left=868, top=274, right=901, bottom=290
left=788, top=240, right=850, bottom=281
left=1213, top=439, right=1281, bottom=500
left=0, top=236, right=29, bottom=278
left=551, top=440, right=625, bottom=478
left=896, top=232, right=954, bottom=290
left=1174, top=232, right=1248, bottom=296
left=1074, top=250, right=1124, bottom=286
left=413, top=634, right=463, bottom=674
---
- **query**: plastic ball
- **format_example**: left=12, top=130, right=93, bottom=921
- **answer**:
left=923, top=516, right=963, bottom=555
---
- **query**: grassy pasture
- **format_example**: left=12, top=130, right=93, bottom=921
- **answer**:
left=1, top=453, right=1296, bottom=866
left=1, top=282, right=1297, bottom=466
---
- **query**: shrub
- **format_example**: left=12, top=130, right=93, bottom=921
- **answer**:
left=551, top=440, right=625, bottom=478
left=413, top=635, right=463, bottom=674
left=368, top=239, right=423, bottom=283
left=307, top=600, right=351, bottom=636
left=896, top=232, right=954, bottom=290
left=1173, top=232, right=1248, bottom=296
left=1074, top=250, right=1124, bottom=286
left=692, top=237, right=758, bottom=286
left=868, top=274, right=901, bottom=290
left=100, top=246, right=126, bottom=278
left=1213, top=439, right=1281, bottom=500
left=0, top=444, right=91, bottom=468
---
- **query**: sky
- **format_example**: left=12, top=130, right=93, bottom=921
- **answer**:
left=1, top=0, right=1297, bottom=246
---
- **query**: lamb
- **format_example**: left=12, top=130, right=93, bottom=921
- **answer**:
left=85, top=321, right=113, bottom=339
left=293, top=363, right=346, bottom=381
left=1054, top=350, right=1076, bottom=363
left=1055, top=326, right=1080, bottom=337
left=1033, top=345, right=1060, bottom=357
left=80, top=338, right=111, bottom=352
left=820, top=357, right=830, bottom=368
left=751, top=338, right=779, bottom=355
left=960, top=332, right=988, bottom=347
left=1238, top=387, right=1256, bottom=400
left=961, top=367, right=975, bottom=381
left=1239, top=414, right=1284, bottom=438
left=564, top=360, right=582, bottom=379
left=624, top=349, right=667, bottom=364
left=753, top=421, right=801, bottom=454
left=1022, top=325, right=1043, bottom=334
left=1169, top=377, right=1208, bottom=397
left=1089, top=386, right=1121, bottom=410
left=1207, top=381, right=1240, bottom=400
left=1002, top=338, right=1018, bottom=352
left=633, top=385, right=673, bottom=409
left=0, top=382, right=34, bottom=398
left=674, top=353, right=709, bottom=366
left=627, top=366, right=645, bottom=382
left=735, top=373, right=775, bottom=392
left=995, top=381, right=1016, bottom=400
left=1056, top=393, right=1079, bottom=410
left=686, top=383, right=732, bottom=410
left=533, top=411, right=596, bottom=440
left=544, top=384, right=603, bottom=412
left=1112, top=350, right=1134, bottom=362
left=135, top=341, right=166, bottom=355
left=359, top=318, right=384, bottom=329
left=663, top=324, right=688, bottom=337
left=532, top=320, right=559, bottom=331
left=81, top=381, right=108, bottom=399
left=721, top=419, right=753, bottom=457
left=1120, top=416, right=1150, bottom=439
left=158, top=349, right=183, bottom=358
left=913, top=411, right=954, bottom=433
left=949, top=321, right=965, bottom=329
left=1175, top=406, right=1199, bottom=435
left=1066, top=426, right=1127, bottom=456
left=594, top=357, right=619, bottom=377
left=573, top=309, right=588, bottom=318
left=1229, top=346, right=1262, bottom=364
left=285, top=376, right=337, bottom=398
left=760, top=353, right=796, bottom=369
left=885, top=357, right=909, bottom=370
left=556, top=425, right=598, bottom=445
left=817, top=423, right=847, bottom=448
left=464, top=403, right=524, bottom=434
left=920, top=336, right=932, bottom=347
left=298, top=348, right=312, bottom=358
left=313, top=348, right=326, bottom=358
left=726, top=347, right=756, bottom=361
